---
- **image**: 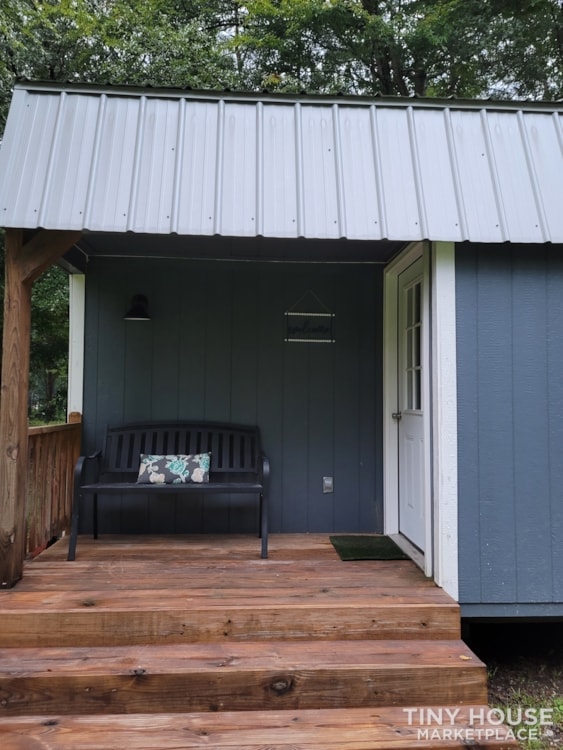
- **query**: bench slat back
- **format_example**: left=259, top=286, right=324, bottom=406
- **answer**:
left=102, top=422, right=260, bottom=477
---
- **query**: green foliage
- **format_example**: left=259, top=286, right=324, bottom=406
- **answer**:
left=91, top=0, right=238, bottom=89
left=234, top=0, right=348, bottom=92
left=0, top=232, right=69, bottom=424
left=234, top=0, right=563, bottom=99
left=483, top=0, right=563, bottom=100
left=29, top=266, right=69, bottom=424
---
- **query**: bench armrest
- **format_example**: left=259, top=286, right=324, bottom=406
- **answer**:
left=74, top=450, right=102, bottom=489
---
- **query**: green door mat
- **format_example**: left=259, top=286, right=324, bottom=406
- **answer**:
left=329, top=535, right=410, bottom=561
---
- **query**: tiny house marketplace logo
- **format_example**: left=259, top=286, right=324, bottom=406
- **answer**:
left=402, top=706, right=554, bottom=742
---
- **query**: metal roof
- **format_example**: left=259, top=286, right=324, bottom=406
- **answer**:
left=0, top=81, right=562, bottom=243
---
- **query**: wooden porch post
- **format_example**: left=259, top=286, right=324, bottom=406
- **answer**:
left=0, top=229, right=81, bottom=588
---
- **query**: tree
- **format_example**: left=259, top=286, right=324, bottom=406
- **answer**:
left=29, top=266, right=69, bottom=423
left=233, top=0, right=563, bottom=99
left=231, top=0, right=347, bottom=92
left=483, top=0, right=563, bottom=99
left=0, top=0, right=32, bottom=130
left=91, top=0, right=239, bottom=89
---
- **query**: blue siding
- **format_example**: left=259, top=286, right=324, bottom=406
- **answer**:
left=457, top=244, right=563, bottom=610
left=82, top=254, right=383, bottom=536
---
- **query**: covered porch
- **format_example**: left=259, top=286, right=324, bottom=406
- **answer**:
left=0, top=79, right=459, bottom=591
left=1, top=80, right=560, bottom=600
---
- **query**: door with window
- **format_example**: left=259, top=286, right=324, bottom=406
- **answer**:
left=396, top=258, right=426, bottom=551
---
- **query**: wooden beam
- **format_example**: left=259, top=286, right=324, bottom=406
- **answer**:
left=20, top=230, right=82, bottom=284
left=0, top=229, right=81, bottom=588
left=0, top=230, right=31, bottom=588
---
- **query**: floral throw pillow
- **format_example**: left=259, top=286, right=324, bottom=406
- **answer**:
left=137, top=453, right=211, bottom=484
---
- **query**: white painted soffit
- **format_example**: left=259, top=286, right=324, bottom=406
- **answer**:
left=0, top=83, right=562, bottom=243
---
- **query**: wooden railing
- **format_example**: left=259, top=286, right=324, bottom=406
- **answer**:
left=26, top=415, right=82, bottom=558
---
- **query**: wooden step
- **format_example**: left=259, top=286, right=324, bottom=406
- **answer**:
left=0, top=591, right=459, bottom=647
left=19, top=558, right=437, bottom=590
left=0, top=640, right=486, bottom=717
left=0, top=557, right=460, bottom=647
left=0, top=707, right=519, bottom=749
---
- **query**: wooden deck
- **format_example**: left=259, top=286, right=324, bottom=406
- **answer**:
left=0, top=534, right=517, bottom=749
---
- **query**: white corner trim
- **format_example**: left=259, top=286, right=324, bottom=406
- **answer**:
left=382, top=268, right=400, bottom=537
left=67, top=274, right=85, bottom=419
left=431, top=242, right=459, bottom=600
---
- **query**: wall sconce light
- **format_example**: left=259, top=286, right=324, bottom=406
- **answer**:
left=124, top=294, right=151, bottom=321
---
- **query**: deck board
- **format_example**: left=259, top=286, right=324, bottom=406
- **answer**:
left=18, top=560, right=435, bottom=589
left=0, top=707, right=518, bottom=749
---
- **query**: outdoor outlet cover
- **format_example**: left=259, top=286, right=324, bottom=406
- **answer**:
left=323, top=476, right=334, bottom=493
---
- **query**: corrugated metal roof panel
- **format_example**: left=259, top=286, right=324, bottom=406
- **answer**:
left=447, top=109, right=503, bottom=242
left=338, top=106, right=380, bottom=239
left=262, top=104, right=299, bottom=237
left=0, top=83, right=562, bottom=243
left=376, top=107, right=427, bottom=241
left=175, top=100, right=219, bottom=236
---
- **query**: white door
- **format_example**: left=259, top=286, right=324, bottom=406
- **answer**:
left=396, top=258, right=426, bottom=551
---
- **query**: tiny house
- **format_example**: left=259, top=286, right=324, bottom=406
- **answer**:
left=0, top=81, right=561, bottom=617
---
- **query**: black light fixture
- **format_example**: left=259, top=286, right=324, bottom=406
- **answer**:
left=124, top=294, right=151, bottom=321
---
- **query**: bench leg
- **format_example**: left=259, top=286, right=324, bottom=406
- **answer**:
left=93, top=494, right=98, bottom=539
left=67, top=492, right=81, bottom=561
left=260, top=492, right=268, bottom=559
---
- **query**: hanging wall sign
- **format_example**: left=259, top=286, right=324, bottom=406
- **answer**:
left=284, top=311, right=335, bottom=343
left=284, top=291, right=335, bottom=343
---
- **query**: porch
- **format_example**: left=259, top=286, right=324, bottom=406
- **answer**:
left=0, top=534, right=516, bottom=748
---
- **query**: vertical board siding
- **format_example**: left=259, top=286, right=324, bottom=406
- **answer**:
left=456, top=244, right=563, bottom=606
left=547, top=259, right=563, bottom=602
left=83, top=254, right=382, bottom=535
left=359, top=269, right=381, bottom=531
left=476, top=251, right=517, bottom=602
left=333, top=273, right=361, bottom=531
left=511, top=247, right=552, bottom=599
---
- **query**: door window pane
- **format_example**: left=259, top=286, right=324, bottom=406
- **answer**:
left=404, top=280, right=422, bottom=412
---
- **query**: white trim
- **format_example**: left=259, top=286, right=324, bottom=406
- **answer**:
left=430, top=242, right=459, bottom=600
left=421, top=250, right=433, bottom=574
left=67, top=274, right=85, bottom=419
left=383, top=264, right=400, bottom=537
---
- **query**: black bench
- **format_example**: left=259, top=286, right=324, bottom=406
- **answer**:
left=67, top=421, right=269, bottom=560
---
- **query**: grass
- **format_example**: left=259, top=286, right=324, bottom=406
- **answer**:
left=466, top=623, right=563, bottom=749
left=488, top=683, right=563, bottom=748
